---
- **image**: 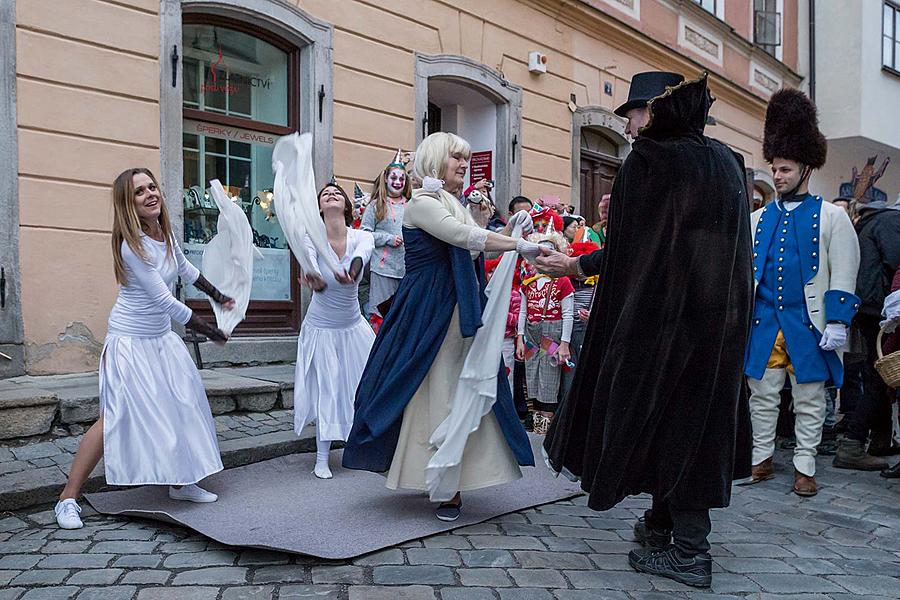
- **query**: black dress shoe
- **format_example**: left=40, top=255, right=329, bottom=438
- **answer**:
left=435, top=499, right=462, bottom=521
left=633, top=516, right=672, bottom=549
left=628, top=545, right=712, bottom=588
left=881, top=461, right=900, bottom=478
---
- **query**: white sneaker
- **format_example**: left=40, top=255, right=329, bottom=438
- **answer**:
left=168, top=484, right=218, bottom=503
left=55, top=498, right=83, bottom=529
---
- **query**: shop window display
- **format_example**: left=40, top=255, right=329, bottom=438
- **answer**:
left=181, top=21, right=298, bottom=313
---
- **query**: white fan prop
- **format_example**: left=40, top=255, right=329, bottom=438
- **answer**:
left=424, top=220, right=527, bottom=502
left=272, top=132, right=340, bottom=276
left=201, top=180, right=260, bottom=336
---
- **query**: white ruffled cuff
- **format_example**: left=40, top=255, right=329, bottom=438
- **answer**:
left=467, top=227, right=488, bottom=252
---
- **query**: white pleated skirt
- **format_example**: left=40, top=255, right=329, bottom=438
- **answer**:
left=294, top=318, right=375, bottom=441
left=99, top=332, right=223, bottom=486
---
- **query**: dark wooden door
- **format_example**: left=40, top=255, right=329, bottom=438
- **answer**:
left=580, top=150, right=620, bottom=227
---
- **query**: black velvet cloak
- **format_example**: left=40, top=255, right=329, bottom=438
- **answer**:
left=544, top=73, right=753, bottom=511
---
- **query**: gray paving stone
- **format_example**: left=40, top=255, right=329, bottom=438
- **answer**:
left=136, top=588, right=219, bottom=600
left=0, top=516, right=28, bottom=532
left=29, top=458, right=56, bottom=468
left=509, top=568, right=567, bottom=587
left=111, top=555, right=162, bottom=568
left=422, top=535, right=471, bottom=549
left=310, top=565, right=364, bottom=584
left=251, top=565, right=308, bottom=584
left=458, top=568, right=513, bottom=587
left=460, top=549, right=515, bottom=567
left=469, top=535, right=545, bottom=550
left=584, top=540, right=639, bottom=554
left=278, top=585, right=341, bottom=600
left=93, top=528, right=155, bottom=541
left=550, top=526, right=619, bottom=540
left=373, top=565, right=455, bottom=585
left=501, top=524, right=551, bottom=536
left=720, top=544, right=798, bottom=558
left=0, top=590, right=25, bottom=600
left=540, top=537, right=593, bottom=553
left=39, top=555, right=114, bottom=569
left=0, top=448, right=14, bottom=461
left=515, top=550, right=593, bottom=570
left=162, top=550, right=237, bottom=568
left=42, top=540, right=91, bottom=554
left=353, top=548, right=405, bottom=566
left=220, top=586, right=275, bottom=600
left=0, top=554, right=41, bottom=569
left=440, top=588, right=495, bottom=600
left=172, top=566, right=248, bottom=585
left=120, top=570, right=170, bottom=585
left=156, top=541, right=208, bottom=553
left=0, top=539, right=46, bottom=553
left=715, top=557, right=796, bottom=573
left=407, top=548, right=461, bottom=566
left=826, top=575, right=900, bottom=595
left=74, top=587, right=137, bottom=600
left=708, top=573, right=762, bottom=594
left=65, top=569, right=124, bottom=585
left=790, top=558, right=845, bottom=575
left=552, top=591, right=630, bottom=600
left=11, top=569, right=69, bottom=585
left=748, top=573, right=844, bottom=593
left=89, top=541, right=158, bottom=554
left=527, top=514, right=589, bottom=527
left=0, top=569, right=20, bottom=586
left=11, top=442, right=60, bottom=461
left=19, top=588, right=79, bottom=600
left=236, top=550, right=290, bottom=566
left=498, top=590, right=555, bottom=600
left=348, top=586, right=435, bottom=600
left=564, top=569, right=653, bottom=590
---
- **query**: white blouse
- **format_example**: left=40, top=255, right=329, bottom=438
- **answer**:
left=303, top=228, right=375, bottom=329
left=107, top=236, right=200, bottom=338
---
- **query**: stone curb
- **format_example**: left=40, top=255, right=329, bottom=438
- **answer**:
left=0, top=428, right=317, bottom=512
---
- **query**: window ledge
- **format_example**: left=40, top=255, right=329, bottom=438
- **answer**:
left=883, top=65, right=900, bottom=79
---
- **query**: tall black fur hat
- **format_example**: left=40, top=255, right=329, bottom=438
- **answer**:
left=762, top=88, right=827, bottom=168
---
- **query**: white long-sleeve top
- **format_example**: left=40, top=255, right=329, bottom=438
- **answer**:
left=303, top=228, right=375, bottom=329
left=107, top=236, right=200, bottom=338
left=517, top=280, right=574, bottom=343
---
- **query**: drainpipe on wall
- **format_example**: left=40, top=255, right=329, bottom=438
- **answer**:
left=809, top=0, right=816, bottom=100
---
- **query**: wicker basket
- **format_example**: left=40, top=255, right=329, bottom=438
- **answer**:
left=874, top=327, right=900, bottom=389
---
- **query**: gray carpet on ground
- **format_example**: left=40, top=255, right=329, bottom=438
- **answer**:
left=86, top=434, right=582, bottom=558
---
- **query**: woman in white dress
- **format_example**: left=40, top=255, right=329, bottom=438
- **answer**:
left=55, top=168, right=233, bottom=530
left=343, top=133, right=542, bottom=521
left=295, top=182, right=375, bottom=479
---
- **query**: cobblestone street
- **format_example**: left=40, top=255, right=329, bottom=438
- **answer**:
left=1, top=450, right=898, bottom=600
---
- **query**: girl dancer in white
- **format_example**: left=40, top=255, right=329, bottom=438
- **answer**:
left=296, top=181, right=375, bottom=479
left=55, top=168, right=233, bottom=530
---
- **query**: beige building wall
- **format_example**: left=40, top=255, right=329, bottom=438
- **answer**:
left=16, top=0, right=162, bottom=374
left=12, top=0, right=801, bottom=375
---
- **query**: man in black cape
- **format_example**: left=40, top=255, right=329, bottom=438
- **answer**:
left=535, top=71, right=752, bottom=588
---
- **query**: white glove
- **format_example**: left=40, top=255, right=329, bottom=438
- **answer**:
left=881, top=289, right=900, bottom=333
left=508, top=210, right=534, bottom=236
left=818, top=323, right=848, bottom=352
left=516, top=238, right=542, bottom=262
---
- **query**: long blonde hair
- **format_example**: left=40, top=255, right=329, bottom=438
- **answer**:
left=111, top=168, right=174, bottom=285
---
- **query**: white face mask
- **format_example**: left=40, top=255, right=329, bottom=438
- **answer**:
left=386, top=168, right=406, bottom=197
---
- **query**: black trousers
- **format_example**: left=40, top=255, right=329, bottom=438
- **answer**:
left=513, top=359, right=528, bottom=416
left=844, top=314, right=893, bottom=442
left=645, top=497, right=711, bottom=557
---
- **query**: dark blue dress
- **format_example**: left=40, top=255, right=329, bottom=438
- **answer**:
left=342, top=227, right=534, bottom=473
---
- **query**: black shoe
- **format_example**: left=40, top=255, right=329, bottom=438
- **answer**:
left=881, top=461, right=900, bottom=478
left=435, top=500, right=462, bottom=522
left=633, top=516, right=672, bottom=549
left=628, top=545, right=712, bottom=588
left=817, top=438, right=838, bottom=456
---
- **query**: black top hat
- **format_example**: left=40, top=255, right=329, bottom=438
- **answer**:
left=615, top=71, right=685, bottom=117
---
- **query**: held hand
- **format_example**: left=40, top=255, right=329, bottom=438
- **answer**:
left=334, top=269, right=354, bottom=285
left=819, top=323, right=848, bottom=352
left=557, top=343, right=571, bottom=365
left=212, top=328, right=229, bottom=347
left=469, top=201, right=494, bottom=228
left=347, top=257, right=364, bottom=282
left=515, top=338, right=526, bottom=361
left=534, top=247, right=577, bottom=278
left=474, top=178, right=490, bottom=192
left=220, top=296, right=236, bottom=311
left=392, top=235, right=404, bottom=247
left=299, top=274, right=327, bottom=292
left=578, top=308, right=590, bottom=322
left=516, top=239, right=542, bottom=262
left=508, top=210, right=534, bottom=236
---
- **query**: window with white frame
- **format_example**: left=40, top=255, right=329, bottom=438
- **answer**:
left=885, top=1, right=900, bottom=72
left=693, top=0, right=716, bottom=14
left=754, top=0, right=782, bottom=59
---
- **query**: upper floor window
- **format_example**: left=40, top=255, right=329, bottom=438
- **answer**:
left=754, top=0, right=782, bottom=59
left=693, top=0, right=717, bottom=14
left=885, top=1, right=900, bottom=73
